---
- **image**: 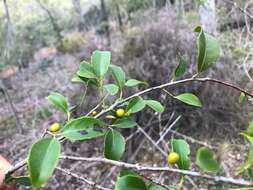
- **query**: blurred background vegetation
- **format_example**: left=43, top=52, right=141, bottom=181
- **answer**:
left=0, top=0, right=253, bottom=189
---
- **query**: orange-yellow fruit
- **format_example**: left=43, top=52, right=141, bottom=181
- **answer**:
left=167, top=152, right=180, bottom=165
left=92, top=111, right=97, bottom=116
left=116, top=108, right=125, bottom=118
left=49, top=123, right=61, bottom=132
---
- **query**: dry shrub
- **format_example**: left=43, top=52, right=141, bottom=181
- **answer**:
left=116, top=9, right=253, bottom=143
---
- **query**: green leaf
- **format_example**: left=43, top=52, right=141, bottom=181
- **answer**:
left=60, top=117, right=105, bottom=141
left=148, top=183, right=167, bottom=190
left=127, top=96, right=146, bottom=114
left=4, top=175, right=31, bottom=186
left=91, top=50, right=111, bottom=77
left=196, top=147, right=220, bottom=173
left=71, top=74, right=86, bottom=84
left=115, top=175, right=147, bottom=190
left=110, top=65, right=126, bottom=90
left=144, top=100, right=164, bottom=113
left=77, top=61, right=96, bottom=78
left=71, top=75, right=98, bottom=87
left=104, top=129, right=125, bottom=161
left=104, top=84, right=119, bottom=95
left=112, top=117, right=137, bottom=128
left=246, top=121, right=253, bottom=136
left=239, top=92, right=247, bottom=104
left=173, top=55, right=187, bottom=79
left=175, top=93, right=202, bottom=107
left=46, top=92, right=69, bottom=113
left=171, top=139, right=191, bottom=170
left=125, top=79, right=148, bottom=87
left=194, top=26, right=220, bottom=72
left=236, top=133, right=253, bottom=175
left=28, top=138, right=61, bottom=187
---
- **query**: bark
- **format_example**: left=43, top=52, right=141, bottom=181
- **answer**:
left=71, top=0, right=85, bottom=31
left=198, top=0, right=217, bottom=35
left=36, top=0, right=62, bottom=42
left=100, top=0, right=111, bottom=47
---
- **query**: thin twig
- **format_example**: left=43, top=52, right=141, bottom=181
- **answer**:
left=60, top=155, right=253, bottom=186
left=56, top=167, right=110, bottom=190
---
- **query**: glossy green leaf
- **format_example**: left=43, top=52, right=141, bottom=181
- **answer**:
left=115, top=175, right=147, bottom=190
left=171, top=139, right=191, bottom=170
left=71, top=74, right=86, bottom=84
left=236, top=133, right=253, bottom=175
left=173, top=55, right=187, bottom=79
left=196, top=147, right=220, bottom=173
left=104, top=84, right=119, bottom=95
left=77, top=61, right=96, bottom=78
left=127, top=96, right=146, bottom=114
left=110, top=65, right=126, bottom=90
left=194, top=26, right=220, bottom=72
left=144, top=100, right=164, bottom=113
left=28, top=138, right=61, bottom=187
left=125, top=79, right=148, bottom=87
left=112, top=117, right=137, bottom=128
left=61, top=117, right=105, bottom=141
left=104, top=129, right=125, bottom=161
left=175, top=93, right=202, bottom=107
left=46, top=92, right=69, bottom=113
left=239, top=92, right=247, bottom=104
left=91, top=50, right=111, bottom=77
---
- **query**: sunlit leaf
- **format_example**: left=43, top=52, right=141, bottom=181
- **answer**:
left=104, top=129, right=125, bottom=161
left=91, top=50, right=111, bottom=77
left=196, top=147, right=220, bottom=173
left=110, top=65, right=126, bottom=90
left=115, top=175, right=147, bottom=190
left=171, top=139, right=191, bottom=170
left=144, top=100, right=164, bottom=113
left=28, top=138, right=61, bottom=187
left=104, top=84, right=119, bottom=95
left=175, top=93, right=202, bottom=107
left=194, top=26, right=220, bottom=72
left=77, top=61, right=96, bottom=78
left=127, top=96, right=146, bottom=114
left=46, top=92, right=69, bottom=113
left=173, top=55, right=187, bottom=79
left=125, top=79, right=148, bottom=87
left=112, top=117, right=137, bottom=128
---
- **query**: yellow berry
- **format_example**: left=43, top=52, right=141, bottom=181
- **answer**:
left=92, top=111, right=97, bottom=116
left=167, top=152, right=180, bottom=165
left=116, top=108, right=125, bottom=118
left=49, top=123, right=61, bottom=132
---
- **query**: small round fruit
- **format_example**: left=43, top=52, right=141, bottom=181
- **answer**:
left=116, top=108, right=125, bottom=118
left=49, top=123, right=61, bottom=132
left=92, top=111, right=97, bottom=116
left=167, top=152, right=180, bottom=165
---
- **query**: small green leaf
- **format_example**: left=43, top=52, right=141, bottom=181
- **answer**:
left=15, top=176, right=31, bottom=186
left=236, top=133, right=253, bottom=175
left=127, top=96, right=146, bottom=114
left=28, top=138, right=61, bottom=187
left=112, top=117, right=137, bottom=128
left=104, top=129, right=125, bottom=161
left=46, top=92, right=69, bottom=113
left=110, top=65, right=126, bottom=90
left=171, top=139, right=191, bottom=170
left=173, top=55, right=187, bottom=79
left=91, top=50, right=111, bottom=77
left=194, top=26, right=220, bottom=72
left=144, top=100, right=164, bottom=113
left=115, top=175, right=147, bottom=190
left=196, top=147, right=220, bottom=173
left=60, top=117, right=105, bottom=141
left=175, top=93, right=202, bottom=107
left=239, top=92, right=247, bottom=104
left=125, top=79, right=148, bottom=87
left=77, top=61, right=96, bottom=78
left=104, top=84, right=119, bottom=95
left=71, top=74, right=86, bottom=84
